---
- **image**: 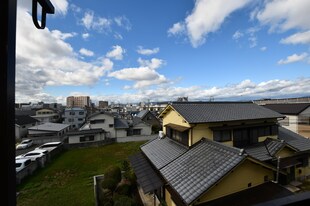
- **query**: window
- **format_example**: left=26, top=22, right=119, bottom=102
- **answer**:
left=78, top=118, right=83, bottom=121
left=233, top=125, right=278, bottom=148
left=80, top=135, right=95, bottom=142
left=79, top=111, right=84, bottom=115
left=133, top=129, right=141, bottom=135
left=213, top=130, right=231, bottom=142
left=167, top=127, right=189, bottom=146
left=22, top=126, right=26, bottom=128
left=69, top=112, right=75, bottom=115
left=90, top=119, right=105, bottom=124
left=109, top=124, right=114, bottom=128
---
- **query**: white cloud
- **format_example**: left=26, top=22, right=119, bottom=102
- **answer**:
left=137, top=46, right=160, bottom=55
left=169, top=0, right=250, bottom=47
left=277, top=53, right=308, bottom=64
left=232, top=31, right=244, bottom=40
left=114, top=16, right=132, bottom=31
left=79, top=48, right=94, bottom=56
left=91, top=78, right=310, bottom=103
left=257, top=0, right=310, bottom=32
left=106, top=45, right=125, bottom=60
left=81, top=11, right=111, bottom=31
left=168, top=22, right=186, bottom=36
left=114, top=33, right=123, bottom=40
left=51, top=0, right=69, bottom=15
left=260, top=46, right=267, bottom=51
left=108, top=57, right=167, bottom=89
left=82, top=33, right=90, bottom=39
left=248, top=36, right=257, bottom=48
left=137, top=58, right=164, bottom=70
left=280, top=30, right=310, bottom=45
left=51, top=30, right=77, bottom=40
left=15, top=5, right=112, bottom=103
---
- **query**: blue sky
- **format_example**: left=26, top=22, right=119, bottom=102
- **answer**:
left=16, top=0, right=310, bottom=104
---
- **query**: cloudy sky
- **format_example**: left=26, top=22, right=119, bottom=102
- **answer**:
left=16, top=0, right=310, bottom=105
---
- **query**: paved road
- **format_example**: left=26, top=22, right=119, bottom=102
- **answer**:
left=116, top=134, right=158, bottom=142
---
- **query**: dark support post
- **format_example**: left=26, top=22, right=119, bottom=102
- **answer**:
left=1, top=0, right=17, bottom=205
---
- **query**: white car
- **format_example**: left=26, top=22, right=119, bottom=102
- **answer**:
left=35, top=141, right=62, bottom=152
left=16, top=149, right=47, bottom=161
left=16, top=158, right=32, bottom=173
left=16, top=139, right=33, bottom=150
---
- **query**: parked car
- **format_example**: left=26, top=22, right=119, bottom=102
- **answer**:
left=35, top=141, right=63, bottom=152
left=16, top=149, right=47, bottom=161
left=16, top=139, right=33, bottom=150
left=16, top=158, right=32, bottom=173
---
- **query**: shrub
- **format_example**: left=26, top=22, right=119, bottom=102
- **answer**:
left=104, top=165, right=121, bottom=183
left=101, top=178, right=119, bottom=191
left=121, top=160, right=130, bottom=172
left=116, top=183, right=131, bottom=196
left=113, top=195, right=136, bottom=206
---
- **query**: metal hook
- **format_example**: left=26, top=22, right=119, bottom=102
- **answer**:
left=32, top=0, right=55, bottom=29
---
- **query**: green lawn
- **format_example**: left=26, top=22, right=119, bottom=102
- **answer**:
left=17, top=141, right=146, bottom=206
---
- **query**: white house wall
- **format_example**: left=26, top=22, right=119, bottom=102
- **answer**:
left=134, top=123, right=152, bottom=135
left=88, top=113, right=116, bottom=138
left=282, top=115, right=298, bottom=133
left=68, top=133, right=104, bottom=144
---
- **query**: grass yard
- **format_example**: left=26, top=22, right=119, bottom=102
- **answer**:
left=17, top=141, right=146, bottom=206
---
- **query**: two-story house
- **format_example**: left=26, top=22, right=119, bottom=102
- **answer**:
left=129, top=102, right=310, bottom=206
left=263, top=103, right=310, bottom=138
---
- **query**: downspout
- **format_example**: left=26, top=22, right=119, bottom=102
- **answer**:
left=275, top=156, right=281, bottom=183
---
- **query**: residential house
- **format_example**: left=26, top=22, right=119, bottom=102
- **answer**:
left=263, top=103, right=310, bottom=138
left=128, top=117, right=152, bottom=136
left=135, top=110, right=161, bottom=132
left=63, top=107, right=86, bottom=130
left=15, top=115, right=40, bottom=139
left=31, top=108, right=61, bottom=123
left=80, top=112, right=128, bottom=138
left=66, top=128, right=107, bottom=144
left=28, top=122, right=71, bottom=144
left=129, top=102, right=310, bottom=206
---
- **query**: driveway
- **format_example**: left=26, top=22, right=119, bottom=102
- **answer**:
left=116, top=134, right=158, bottom=143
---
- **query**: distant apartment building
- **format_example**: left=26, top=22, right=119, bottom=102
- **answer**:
left=63, top=108, right=86, bottom=129
left=66, top=96, right=90, bottom=108
left=31, top=109, right=60, bottom=123
left=98, top=101, right=108, bottom=108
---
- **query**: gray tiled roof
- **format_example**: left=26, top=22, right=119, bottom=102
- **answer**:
left=141, top=137, right=188, bottom=170
left=245, top=138, right=284, bottom=161
left=67, top=128, right=103, bottom=135
left=114, top=118, right=129, bottom=129
left=159, top=139, right=246, bottom=205
left=278, top=127, right=310, bottom=152
left=15, top=115, right=39, bottom=125
left=263, top=103, right=310, bottom=115
left=170, top=102, right=284, bottom=123
left=136, top=110, right=148, bottom=118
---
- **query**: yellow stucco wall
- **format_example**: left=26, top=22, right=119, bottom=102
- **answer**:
left=258, top=135, right=277, bottom=142
left=165, top=189, right=176, bottom=206
left=162, top=109, right=190, bottom=134
left=191, top=124, right=213, bottom=145
left=275, top=147, right=295, bottom=158
left=196, top=160, right=274, bottom=204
